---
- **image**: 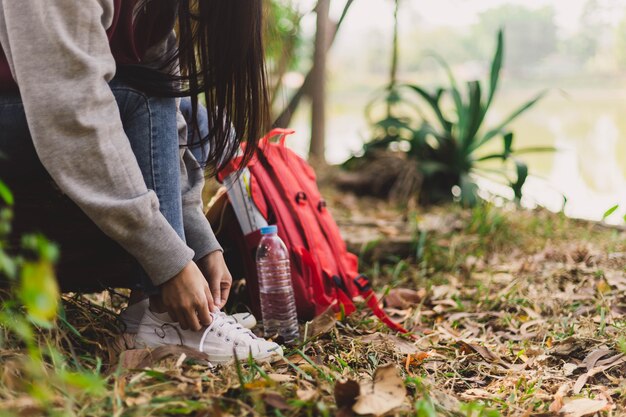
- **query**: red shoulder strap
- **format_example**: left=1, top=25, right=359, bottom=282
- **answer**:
left=353, top=275, right=412, bottom=335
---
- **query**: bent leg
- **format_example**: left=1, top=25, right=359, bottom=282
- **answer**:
left=0, top=81, right=185, bottom=292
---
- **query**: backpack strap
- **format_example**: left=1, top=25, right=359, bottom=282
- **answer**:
left=353, top=275, right=412, bottom=335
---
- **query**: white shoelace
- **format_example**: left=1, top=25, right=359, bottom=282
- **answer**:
left=198, top=312, right=258, bottom=353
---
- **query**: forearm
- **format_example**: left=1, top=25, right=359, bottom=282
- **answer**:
left=181, top=147, right=223, bottom=260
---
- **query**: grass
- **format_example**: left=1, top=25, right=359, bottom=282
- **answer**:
left=2, top=188, right=626, bottom=416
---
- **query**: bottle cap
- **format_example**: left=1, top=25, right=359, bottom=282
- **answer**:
left=260, top=225, right=278, bottom=235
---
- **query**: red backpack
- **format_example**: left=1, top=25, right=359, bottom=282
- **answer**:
left=208, top=129, right=407, bottom=334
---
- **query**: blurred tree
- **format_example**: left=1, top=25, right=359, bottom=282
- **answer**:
left=272, top=0, right=355, bottom=141
left=563, top=0, right=603, bottom=64
left=615, top=15, right=626, bottom=69
left=472, top=5, right=557, bottom=74
left=309, top=0, right=330, bottom=162
left=403, top=27, right=482, bottom=72
left=264, top=0, right=306, bottom=108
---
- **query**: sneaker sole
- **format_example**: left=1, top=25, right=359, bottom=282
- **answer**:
left=135, top=337, right=283, bottom=366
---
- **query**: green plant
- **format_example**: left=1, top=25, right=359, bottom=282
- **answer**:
left=360, top=26, right=552, bottom=206
left=265, top=0, right=306, bottom=107
left=460, top=401, right=501, bottom=417
left=602, top=203, right=626, bottom=223
left=0, top=180, right=106, bottom=415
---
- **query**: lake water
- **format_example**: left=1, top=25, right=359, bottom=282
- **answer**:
left=283, top=85, right=626, bottom=224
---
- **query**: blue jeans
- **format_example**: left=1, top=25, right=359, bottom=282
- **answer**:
left=0, top=79, right=185, bottom=292
left=180, top=97, right=210, bottom=167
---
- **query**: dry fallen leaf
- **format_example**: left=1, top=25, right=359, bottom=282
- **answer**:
left=459, top=388, right=493, bottom=401
left=305, top=306, right=337, bottom=340
left=549, top=382, right=571, bottom=413
left=582, top=348, right=612, bottom=370
left=352, top=364, right=406, bottom=416
left=296, top=387, right=318, bottom=402
left=562, top=362, right=578, bottom=376
left=573, top=355, right=626, bottom=394
left=384, top=288, right=426, bottom=309
left=334, top=379, right=360, bottom=409
left=405, top=351, right=430, bottom=371
left=559, top=398, right=611, bottom=417
left=119, top=346, right=212, bottom=369
left=267, top=373, right=294, bottom=383
left=457, top=341, right=503, bottom=364
left=550, top=337, right=584, bottom=356
left=358, top=332, right=420, bottom=355
left=124, top=395, right=149, bottom=407
left=262, top=392, right=292, bottom=411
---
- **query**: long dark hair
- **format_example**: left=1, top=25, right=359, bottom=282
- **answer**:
left=123, top=0, right=269, bottom=174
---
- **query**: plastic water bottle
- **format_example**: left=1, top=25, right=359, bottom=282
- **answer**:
left=256, top=225, right=299, bottom=343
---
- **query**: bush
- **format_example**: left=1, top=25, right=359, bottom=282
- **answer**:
left=354, top=30, right=552, bottom=206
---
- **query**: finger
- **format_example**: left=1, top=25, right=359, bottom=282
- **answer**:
left=203, top=286, right=217, bottom=313
left=176, top=308, right=190, bottom=330
left=168, top=308, right=179, bottom=323
left=196, top=295, right=212, bottom=326
left=184, top=306, right=202, bottom=332
left=220, top=280, right=232, bottom=308
left=209, top=277, right=221, bottom=310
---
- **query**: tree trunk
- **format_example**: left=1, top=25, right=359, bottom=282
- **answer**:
left=309, top=0, right=331, bottom=162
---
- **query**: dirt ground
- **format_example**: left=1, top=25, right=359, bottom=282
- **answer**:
left=2, top=189, right=626, bottom=417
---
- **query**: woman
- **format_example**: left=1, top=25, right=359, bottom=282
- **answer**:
left=0, top=0, right=282, bottom=364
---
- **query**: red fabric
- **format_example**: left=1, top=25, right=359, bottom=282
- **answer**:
left=0, top=48, right=13, bottom=93
left=218, top=129, right=408, bottom=334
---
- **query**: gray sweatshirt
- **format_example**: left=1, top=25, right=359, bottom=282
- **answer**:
left=0, top=0, right=221, bottom=286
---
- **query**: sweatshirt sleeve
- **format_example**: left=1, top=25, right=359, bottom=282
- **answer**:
left=176, top=104, right=223, bottom=261
left=0, top=0, right=194, bottom=285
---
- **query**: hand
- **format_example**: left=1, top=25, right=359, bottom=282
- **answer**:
left=160, top=261, right=214, bottom=331
left=197, top=251, right=232, bottom=310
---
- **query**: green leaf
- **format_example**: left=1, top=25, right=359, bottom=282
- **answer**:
left=19, top=260, right=60, bottom=326
left=476, top=153, right=508, bottom=162
left=0, top=312, right=34, bottom=343
left=512, top=146, right=556, bottom=155
left=429, top=54, right=465, bottom=137
left=462, top=81, right=484, bottom=149
left=476, top=144, right=555, bottom=162
left=60, top=370, right=107, bottom=395
left=0, top=250, right=17, bottom=279
left=503, top=132, right=513, bottom=158
left=415, top=230, right=427, bottom=262
left=21, top=234, right=60, bottom=263
left=415, top=398, right=437, bottom=417
left=58, top=305, right=85, bottom=340
left=0, top=180, right=13, bottom=206
left=143, top=369, right=171, bottom=382
left=486, top=29, right=504, bottom=109
left=511, top=160, right=529, bottom=201
left=473, top=90, right=547, bottom=152
left=603, top=204, right=619, bottom=220
left=402, top=84, right=452, bottom=133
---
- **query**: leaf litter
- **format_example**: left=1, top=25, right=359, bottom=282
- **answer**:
left=2, top=196, right=626, bottom=416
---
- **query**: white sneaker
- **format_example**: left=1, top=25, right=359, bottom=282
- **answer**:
left=119, top=298, right=149, bottom=333
left=120, top=299, right=258, bottom=333
left=135, top=309, right=283, bottom=365
left=224, top=311, right=257, bottom=330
